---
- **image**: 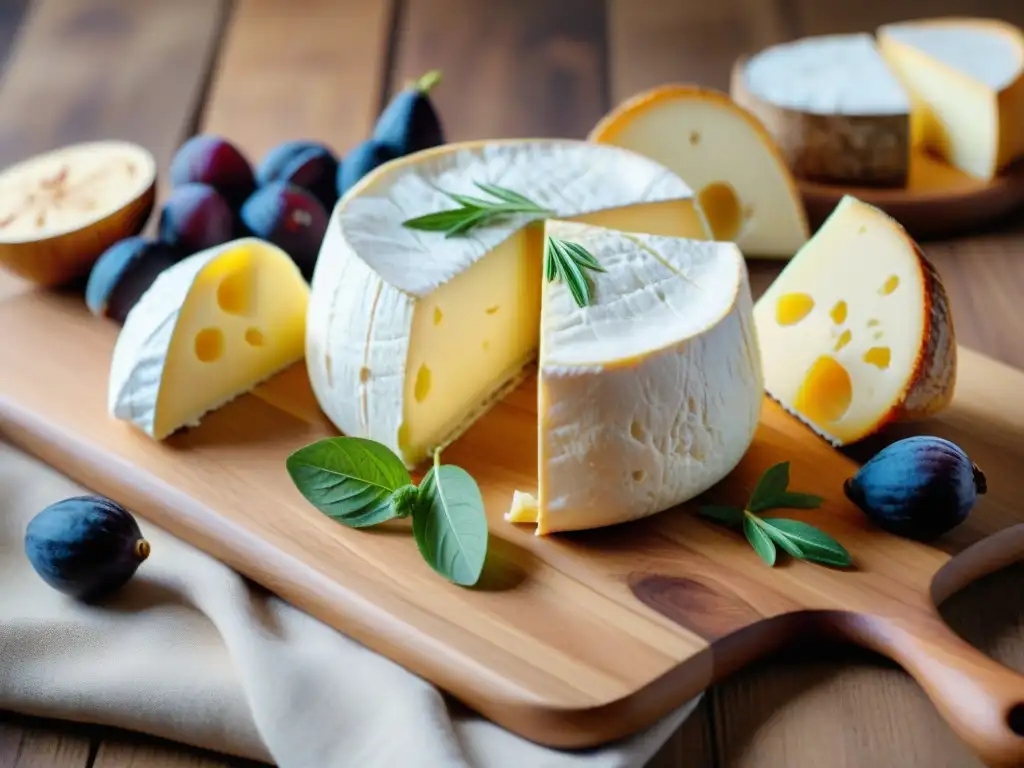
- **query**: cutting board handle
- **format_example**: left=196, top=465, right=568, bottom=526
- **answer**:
left=837, top=611, right=1024, bottom=767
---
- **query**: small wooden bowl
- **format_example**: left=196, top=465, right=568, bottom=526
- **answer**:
left=0, top=140, right=157, bottom=286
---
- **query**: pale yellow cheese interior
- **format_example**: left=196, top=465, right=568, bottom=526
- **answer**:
left=752, top=195, right=928, bottom=445
left=878, top=22, right=1024, bottom=180
left=155, top=243, right=309, bottom=438
left=397, top=200, right=708, bottom=462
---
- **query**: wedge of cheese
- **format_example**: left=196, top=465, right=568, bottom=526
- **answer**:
left=525, top=220, right=763, bottom=535
left=878, top=18, right=1024, bottom=180
left=306, top=139, right=710, bottom=468
left=731, top=34, right=912, bottom=187
left=109, top=237, right=309, bottom=439
left=589, top=85, right=810, bottom=259
left=753, top=195, right=955, bottom=446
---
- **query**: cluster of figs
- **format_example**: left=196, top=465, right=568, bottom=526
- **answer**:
left=86, top=70, right=445, bottom=324
left=23, top=435, right=987, bottom=600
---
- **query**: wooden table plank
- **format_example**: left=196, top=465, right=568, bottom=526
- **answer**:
left=607, top=2, right=1024, bottom=766
left=200, top=0, right=395, bottom=162
left=0, top=716, right=90, bottom=768
left=393, top=0, right=607, bottom=140
left=92, top=740, right=263, bottom=768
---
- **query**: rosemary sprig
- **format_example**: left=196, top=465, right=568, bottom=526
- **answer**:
left=401, top=182, right=553, bottom=238
left=544, top=236, right=606, bottom=308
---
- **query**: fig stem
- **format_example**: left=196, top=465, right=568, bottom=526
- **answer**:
left=414, top=69, right=443, bottom=94
left=134, top=539, right=151, bottom=561
left=973, top=463, right=987, bottom=495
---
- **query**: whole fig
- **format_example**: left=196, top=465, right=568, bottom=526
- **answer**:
left=169, top=134, right=255, bottom=207
left=240, top=181, right=327, bottom=281
left=158, top=183, right=235, bottom=256
left=337, top=139, right=399, bottom=200
left=25, top=495, right=151, bottom=602
left=86, top=236, right=181, bottom=323
left=843, top=436, right=986, bottom=541
left=256, top=140, right=339, bottom=212
left=372, top=69, right=445, bottom=156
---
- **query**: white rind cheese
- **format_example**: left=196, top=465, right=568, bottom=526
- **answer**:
left=534, top=221, right=763, bottom=535
left=307, top=139, right=710, bottom=468
left=109, top=238, right=309, bottom=439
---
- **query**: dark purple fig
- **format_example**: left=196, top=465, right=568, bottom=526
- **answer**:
left=240, top=181, right=327, bottom=281
left=25, top=495, right=151, bottom=602
left=372, top=69, right=445, bottom=156
left=169, top=134, right=255, bottom=207
left=337, top=139, right=399, bottom=200
left=158, top=183, right=235, bottom=256
left=843, top=436, right=986, bottom=541
left=86, top=236, right=181, bottom=323
left=256, top=140, right=339, bottom=212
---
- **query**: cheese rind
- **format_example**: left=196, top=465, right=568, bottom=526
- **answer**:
left=731, top=34, right=911, bottom=187
left=109, top=237, right=309, bottom=439
left=590, top=85, right=810, bottom=258
left=535, top=221, right=763, bottom=535
left=306, top=139, right=710, bottom=468
left=878, top=18, right=1024, bottom=180
left=752, top=195, right=955, bottom=446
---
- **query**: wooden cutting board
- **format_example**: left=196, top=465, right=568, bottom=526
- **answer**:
left=3, top=282, right=1024, bottom=766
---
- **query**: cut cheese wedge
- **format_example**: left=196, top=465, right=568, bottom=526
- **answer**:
left=878, top=18, right=1024, bottom=180
left=731, top=34, right=912, bottom=187
left=306, top=139, right=710, bottom=468
left=753, top=195, right=955, bottom=446
left=109, top=237, right=309, bottom=439
left=589, top=85, right=809, bottom=259
left=531, top=220, right=763, bottom=535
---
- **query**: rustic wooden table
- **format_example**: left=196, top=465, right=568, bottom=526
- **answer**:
left=2, top=0, right=1024, bottom=766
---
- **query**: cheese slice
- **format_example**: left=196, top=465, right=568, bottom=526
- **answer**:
left=109, top=237, right=309, bottom=439
left=731, top=34, right=912, bottom=187
left=530, top=220, right=763, bottom=535
left=590, top=85, right=810, bottom=258
left=752, top=195, right=955, bottom=446
left=878, top=18, right=1024, bottom=180
left=306, top=139, right=710, bottom=468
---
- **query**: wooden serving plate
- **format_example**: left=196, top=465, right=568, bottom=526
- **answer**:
left=5, top=282, right=1024, bottom=765
left=799, top=153, right=1024, bottom=241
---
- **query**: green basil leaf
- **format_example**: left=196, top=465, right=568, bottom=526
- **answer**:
left=698, top=505, right=744, bottom=526
left=758, top=521, right=806, bottom=559
left=748, top=461, right=791, bottom=512
left=413, top=460, right=489, bottom=586
left=743, top=514, right=777, bottom=566
left=286, top=437, right=410, bottom=528
left=774, top=491, right=824, bottom=510
left=760, top=518, right=852, bottom=567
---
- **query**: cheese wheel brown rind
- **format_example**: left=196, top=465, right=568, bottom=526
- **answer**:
left=730, top=57, right=910, bottom=188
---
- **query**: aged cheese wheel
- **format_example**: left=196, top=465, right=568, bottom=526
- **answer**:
left=731, top=34, right=911, bottom=187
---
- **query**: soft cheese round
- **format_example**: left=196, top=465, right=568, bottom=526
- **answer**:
left=306, top=139, right=709, bottom=467
left=743, top=33, right=909, bottom=116
left=536, top=220, right=763, bottom=535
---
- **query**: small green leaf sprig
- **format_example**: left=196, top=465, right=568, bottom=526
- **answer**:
left=699, top=462, right=851, bottom=568
left=286, top=437, right=488, bottom=587
left=544, top=235, right=605, bottom=308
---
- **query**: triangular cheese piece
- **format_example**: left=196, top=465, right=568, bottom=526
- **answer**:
left=589, top=85, right=810, bottom=259
left=878, top=17, right=1024, bottom=180
left=752, top=195, right=956, bottom=446
left=109, top=238, right=309, bottom=439
left=307, top=139, right=711, bottom=468
left=530, top=220, right=763, bottom=535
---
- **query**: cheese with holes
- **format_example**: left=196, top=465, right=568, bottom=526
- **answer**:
left=306, top=139, right=711, bottom=468
left=731, top=34, right=912, bottom=187
left=878, top=18, right=1024, bottom=180
left=753, top=195, right=956, bottom=446
left=590, top=85, right=809, bottom=259
left=109, top=238, right=309, bottom=439
left=527, top=220, right=762, bottom=535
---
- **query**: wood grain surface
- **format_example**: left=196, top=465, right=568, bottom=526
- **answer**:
left=3, top=0, right=1024, bottom=766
